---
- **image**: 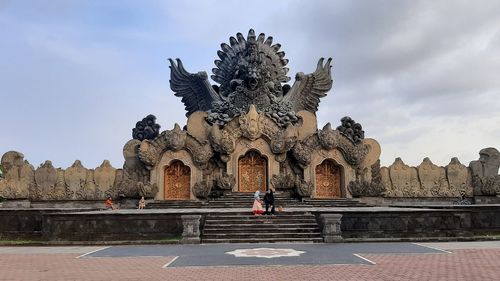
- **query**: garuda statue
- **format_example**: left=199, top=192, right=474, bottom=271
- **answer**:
left=169, top=29, right=333, bottom=127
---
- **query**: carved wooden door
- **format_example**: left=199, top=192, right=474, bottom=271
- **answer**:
left=164, top=160, right=191, bottom=200
left=315, top=160, right=341, bottom=198
left=238, top=151, right=267, bottom=192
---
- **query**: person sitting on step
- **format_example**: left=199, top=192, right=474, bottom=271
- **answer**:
left=138, top=196, right=146, bottom=209
left=263, top=189, right=275, bottom=215
left=104, top=195, right=117, bottom=210
left=252, top=190, right=264, bottom=215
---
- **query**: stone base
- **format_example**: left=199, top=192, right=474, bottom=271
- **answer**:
left=181, top=237, right=201, bottom=244
left=324, top=235, right=343, bottom=243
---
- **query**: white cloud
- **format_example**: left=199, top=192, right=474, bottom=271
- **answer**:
left=1, top=0, right=499, bottom=170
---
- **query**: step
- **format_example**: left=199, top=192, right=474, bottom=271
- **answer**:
left=203, top=231, right=321, bottom=239
left=205, top=214, right=315, bottom=218
left=203, top=225, right=319, bottom=232
left=204, top=218, right=317, bottom=223
left=202, top=237, right=323, bottom=243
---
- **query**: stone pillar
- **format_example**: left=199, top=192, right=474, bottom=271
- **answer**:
left=181, top=215, right=201, bottom=244
left=320, top=214, right=343, bottom=243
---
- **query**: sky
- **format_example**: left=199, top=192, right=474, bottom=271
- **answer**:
left=1, top=0, right=499, bottom=170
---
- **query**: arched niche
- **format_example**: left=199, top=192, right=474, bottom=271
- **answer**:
left=150, top=150, right=202, bottom=200
left=315, top=159, right=342, bottom=198
left=307, top=148, right=354, bottom=198
left=238, top=150, right=268, bottom=192
left=164, top=160, right=191, bottom=200
left=227, top=138, right=279, bottom=192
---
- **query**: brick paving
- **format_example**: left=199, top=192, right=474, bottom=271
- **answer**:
left=1, top=248, right=500, bottom=280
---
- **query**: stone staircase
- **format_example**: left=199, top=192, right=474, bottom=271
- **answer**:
left=146, top=191, right=368, bottom=209
left=201, top=211, right=323, bottom=243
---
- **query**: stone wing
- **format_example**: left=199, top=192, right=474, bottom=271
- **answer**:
left=282, top=58, right=333, bottom=113
left=169, top=58, right=220, bottom=117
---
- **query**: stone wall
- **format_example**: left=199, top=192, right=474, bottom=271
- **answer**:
left=0, top=151, right=135, bottom=201
left=42, top=212, right=184, bottom=241
left=382, top=157, right=472, bottom=197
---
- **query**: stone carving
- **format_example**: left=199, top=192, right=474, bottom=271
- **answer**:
left=94, top=160, right=116, bottom=199
left=470, top=147, right=500, bottom=195
left=187, top=111, right=210, bottom=143
left=132, top=114, right=161, bottom=141
left=270, top=132, right=296, bottom=155
left=77, top=169, right=96, bottom=200
left=239, top=105, right=263, bottom=140
left=209, top=125, right=235, bottom=156
left=379, top=167, right=393, bottom=196
left=137, top=181, right=158, bottom=199
left=271, top=173, right=295, bottom=191
left=165, top=124, right=187, bottom=151
left=193, top=181, right=211, bottom=199
left=417, top=158, right=449, bottom=197
left=51, top=169, right=67, bottom=200
left=214, top=172, right=235, bottom=190
left=138, top=140, right=161, bottom=169
left=0, top=151, right=33, bottom=199
left=336, top=116, right=364, bottom=144
left=296, top=179, right=313, bottom=197
left=169, top=29, right=332, bottom=127
left=447, top=157, right=472, bottom=197
left=335, top=135, right=369, bottom=166
left=65, top=160, right=87, bottom=200
left=378, top=156, right=477, bottom=198
left=292, top=137, right=318, bottom=168
left=349, top=160, right=384, bottom=197
left=185, top=137, right=214, bottom=169
left=318, top=123, right=339, bottom=150
left=292, top=128, right=368, bottom=169
left=34, top=161, right=58, bottom=200
left=389, top=158, right=420, bottom=197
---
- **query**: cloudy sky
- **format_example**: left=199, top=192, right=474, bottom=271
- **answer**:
left=1, top=0, right=499, bottom=170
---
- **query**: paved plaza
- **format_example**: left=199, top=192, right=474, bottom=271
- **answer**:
left=1, top=241, right=500, bottom=280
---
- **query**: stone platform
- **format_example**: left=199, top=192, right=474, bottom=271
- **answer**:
left=2, top=204, right=500, bottom=244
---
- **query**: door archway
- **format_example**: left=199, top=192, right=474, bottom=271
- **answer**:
left=238, top=150, right=267, bottom=192
left=315, top=159, right=342, bottom=198
left=164, top=160, right=191, bottom=200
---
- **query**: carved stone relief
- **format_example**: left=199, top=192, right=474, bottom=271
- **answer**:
left=389, top=158, right=420, bottom=197
left=447, top=157, right=472, bottom=197
left=94, top=160, right=116, bottom=198
left=417, top=158, right=449, bottom=197
left=0, top=151, right=33, bottom=199
left=470, top=147, right=500, bottom=195
left=65, top=160, right=87, bottom=200
left=35, top=161, right=58, bottom=200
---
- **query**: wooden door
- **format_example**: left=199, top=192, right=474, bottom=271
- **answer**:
left=315, top=160, right=341, bottom=198
left=238, top=151, right=267, bottom=192
left=164, top=160, right=191, bottom=200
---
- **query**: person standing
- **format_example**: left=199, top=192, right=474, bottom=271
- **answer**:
left=263, top=189, right=275, bottom=215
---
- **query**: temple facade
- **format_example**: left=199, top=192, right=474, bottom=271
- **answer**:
left=1, top=30, right=499, bottom=204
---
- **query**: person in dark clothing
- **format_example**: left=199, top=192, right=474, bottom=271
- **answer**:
left=263, top=189, right=275, bottom=215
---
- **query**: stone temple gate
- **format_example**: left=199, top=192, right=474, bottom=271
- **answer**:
left=1, top=29, right=499, bottom=204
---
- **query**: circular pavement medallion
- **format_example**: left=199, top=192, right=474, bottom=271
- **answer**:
left=226, top=248, right=306, bottom=259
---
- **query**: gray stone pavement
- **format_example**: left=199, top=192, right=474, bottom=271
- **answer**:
left=1, top=241, right=500, bottom=280
left=81, top=242, right=444, bottom=267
